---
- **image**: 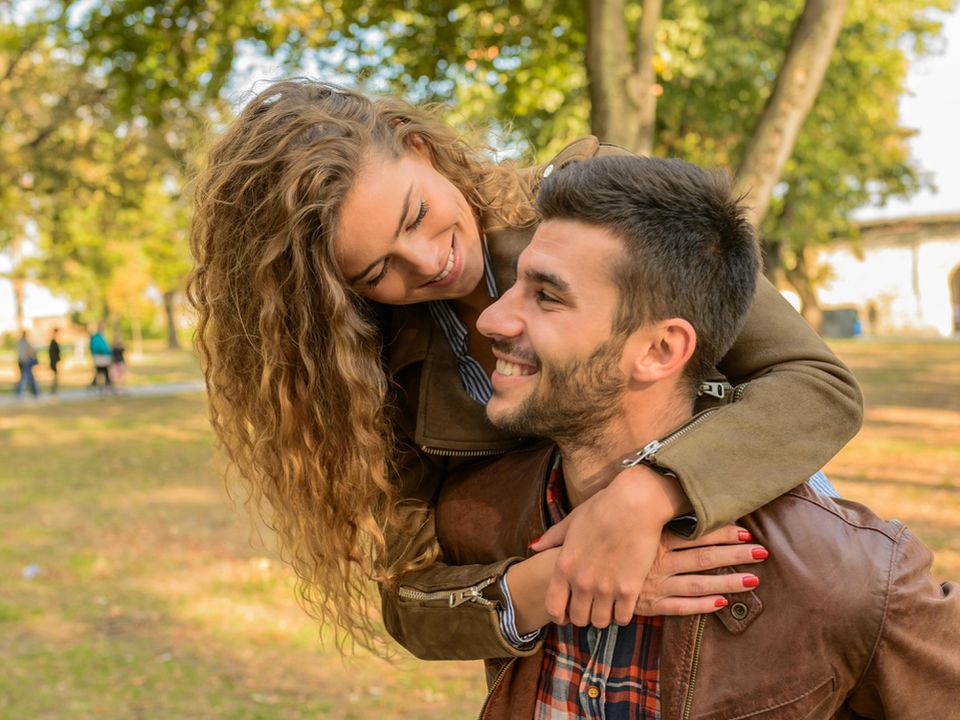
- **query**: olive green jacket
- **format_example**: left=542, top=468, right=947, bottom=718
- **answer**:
left=379, top=137, right=863, bottom=660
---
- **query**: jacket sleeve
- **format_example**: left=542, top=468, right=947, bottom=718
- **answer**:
left=846, top=527, right=960, bottom=718
left=651, top=275, right=863, bottom=536
left=379, top=447, right=543, bottom=660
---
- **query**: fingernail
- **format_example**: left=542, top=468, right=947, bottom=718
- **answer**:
left=752, top=547, right=769, bottom=560
left=715, top=598, right=728, bottom=608
left=737, top=530, right=752, bottom=542
left=742, top=575, right=760, bottom=588
left=528, top=535, right=542, bottom=548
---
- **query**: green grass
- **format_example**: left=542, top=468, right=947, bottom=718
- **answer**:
left=0, top=393, right=487, bottom=719
left=1, top=339, right=958, bottom=718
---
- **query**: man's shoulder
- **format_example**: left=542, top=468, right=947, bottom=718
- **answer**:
left=744, top=485, right=908, bottom=611
left=776, top=483, right=905, bottom=545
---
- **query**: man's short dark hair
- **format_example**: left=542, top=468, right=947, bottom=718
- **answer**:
left=536, top=155, right=759, bottom=385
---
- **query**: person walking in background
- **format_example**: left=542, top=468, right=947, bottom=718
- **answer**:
left=48, top=328, right=62, bottom=394
left=89, top=324, right=113, bottom=392
left=110, top=335, right=126, bottom=389
left=15, top=331, right=39, bottom=397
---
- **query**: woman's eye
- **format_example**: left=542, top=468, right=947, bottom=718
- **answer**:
left=366, top=259, right=390, bottom=288
left=407, top=200, right=429, bottom=231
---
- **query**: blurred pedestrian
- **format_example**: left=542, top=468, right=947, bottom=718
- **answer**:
left=111, top=335, right=126, bottom=388
left=15, top=331, right=39, bottom=397
left=89, top=324, right=113, bottom=391
left=48, top=328, right=62, bottom=394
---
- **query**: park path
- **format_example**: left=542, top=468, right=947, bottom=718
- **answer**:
left=0, top=380, right=205, bottom=408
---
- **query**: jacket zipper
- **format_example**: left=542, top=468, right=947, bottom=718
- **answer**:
left=420, top=445, right=509, bottom=458
left=478, top=658, right=516, bottom=720
left=621, top=409, right=720, bottom=468
left=621, top=382, right=749, bottom=469
left=733, top=382, right=748, bottom=402
left=682, top=615, right=706, bottom=720
left=397, top=576, right=498, bottom=608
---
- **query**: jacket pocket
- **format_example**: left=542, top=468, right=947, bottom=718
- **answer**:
left=698, top=675, right=836, bottom=720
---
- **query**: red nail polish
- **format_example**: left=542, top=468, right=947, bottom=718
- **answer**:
left=715, top=598, right=728, bottom=608
left=752, top=547, right=769, bottom=560
left=742, top=575, right=760, bottom=588
left=528, top=535, right=542, bottom=548
left=737, top=530, right=752, bottom=542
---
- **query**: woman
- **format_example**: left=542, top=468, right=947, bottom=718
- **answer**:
left=188, top=79, right=861, bottom=657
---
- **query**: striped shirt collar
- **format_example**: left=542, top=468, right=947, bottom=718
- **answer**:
left=428, top=234, right=498, bottom=405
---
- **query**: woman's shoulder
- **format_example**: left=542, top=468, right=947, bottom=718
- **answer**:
left=523, top=136, right=634, bottom=194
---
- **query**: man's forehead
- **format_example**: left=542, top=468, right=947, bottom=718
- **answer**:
left=520, top=219, right=622, bottom=284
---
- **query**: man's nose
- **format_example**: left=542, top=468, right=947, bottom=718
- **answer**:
left=477, top=287, right=523, bottom=339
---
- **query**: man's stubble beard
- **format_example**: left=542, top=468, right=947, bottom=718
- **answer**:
left=489, top=337, right=627, bottom=452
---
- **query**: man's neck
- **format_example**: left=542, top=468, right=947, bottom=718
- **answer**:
left=559, top=386, right=693, bottom=508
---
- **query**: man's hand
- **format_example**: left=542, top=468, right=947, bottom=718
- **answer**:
left=529, top=465, right=767, bottom=627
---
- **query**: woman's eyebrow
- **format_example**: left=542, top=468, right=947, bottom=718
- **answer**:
left=393, top=184, right=413, bottom=239
left=347, top=257, right=384, bottom=285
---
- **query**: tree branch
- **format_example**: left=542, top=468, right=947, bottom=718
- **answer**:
left=735, top=0, right=850, bottom=228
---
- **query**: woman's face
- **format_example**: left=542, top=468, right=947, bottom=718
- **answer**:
left=335, top=146, right=485, bottom=305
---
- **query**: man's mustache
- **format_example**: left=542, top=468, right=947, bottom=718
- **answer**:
left=491, top=339, right=541, bottom=369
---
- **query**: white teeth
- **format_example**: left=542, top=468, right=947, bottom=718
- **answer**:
left=496, top=359, right=536, bottom=377
left=433, top=248, right=456, bottom=282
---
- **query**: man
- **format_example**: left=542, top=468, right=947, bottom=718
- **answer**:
left=15, top=331, right=39, bottom=397
left=436, top=155, right=960, bottom=718
left=48, top=328, right=61, bottom=394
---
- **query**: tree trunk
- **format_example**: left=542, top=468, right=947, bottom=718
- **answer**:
left=760, top=239, right=785, bottom=287
left=784, top=249, right=823, bottom=332
left=634, top=0, right=662, bottom=155
left=132, top=317, right=144, bottom=358
left=163, top=289, right=180, bottom=349
left=585, top=0, right=640, bottom=148
left=12, top=277, right=25, bottom=334
left=734, top=0, right=849, bottom=228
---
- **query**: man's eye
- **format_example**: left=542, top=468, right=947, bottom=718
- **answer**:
left=366, top=259, right=390, bottom=288
left=407, top=200, right=429, bottom=231
left=535, top=289, right=559, bottom=304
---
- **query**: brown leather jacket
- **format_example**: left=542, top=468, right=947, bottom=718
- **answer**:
left=379, top=137, right=864, bottom=660
left=436, top=443, right=960, bottom=719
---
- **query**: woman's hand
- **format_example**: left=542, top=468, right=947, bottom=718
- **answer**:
left=529, top=465, right=767, bottom=627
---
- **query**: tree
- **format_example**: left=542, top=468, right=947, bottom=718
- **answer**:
left=2, top=2, right=227, bottom=345
left=316, top=0, right=950, bottom=326
left=12, top=0, right=955, bottom=333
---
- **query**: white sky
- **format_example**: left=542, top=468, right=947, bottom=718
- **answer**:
left=856, top=9, right=960, bottom=219
left=3, top=10, right=959, bottom=330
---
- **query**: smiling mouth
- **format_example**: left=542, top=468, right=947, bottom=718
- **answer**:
left=431, top=246, right=456, bottom=283
left=495, top=359, right=538, bottom=376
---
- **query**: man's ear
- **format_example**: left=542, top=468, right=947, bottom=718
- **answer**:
left=624, top=318, right=697, bottom=383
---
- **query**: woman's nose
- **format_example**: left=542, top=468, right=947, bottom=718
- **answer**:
left=399, top=234, right=443, bottom=279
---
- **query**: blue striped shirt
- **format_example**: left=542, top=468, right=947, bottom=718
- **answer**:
left=427, top=234, right=498, bottom=405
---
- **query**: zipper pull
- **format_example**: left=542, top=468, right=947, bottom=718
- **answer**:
left=621, top=440, right=663, bottom=468
left=448, top=577, right=496, bottom=607
left=697, top=380, right=731, bottom=399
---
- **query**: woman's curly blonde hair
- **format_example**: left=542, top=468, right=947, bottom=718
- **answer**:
left=187, top=79, right=535, bottom=650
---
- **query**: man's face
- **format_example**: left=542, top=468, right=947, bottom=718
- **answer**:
left=476, top=219, right=629, bottom=446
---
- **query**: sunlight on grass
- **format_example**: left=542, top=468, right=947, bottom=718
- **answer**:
left=2, top=339, right=958, bottom=717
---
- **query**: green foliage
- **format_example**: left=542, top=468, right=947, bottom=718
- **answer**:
left=3, top=0, right=956, bottom=318
left=288, top=0, right=954, bottom=258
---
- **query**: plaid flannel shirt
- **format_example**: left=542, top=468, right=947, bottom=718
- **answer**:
left=534, top=454, right=662, bottom=720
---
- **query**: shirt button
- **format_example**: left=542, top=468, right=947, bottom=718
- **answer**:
left=587, top=685, right=601, bottom=699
